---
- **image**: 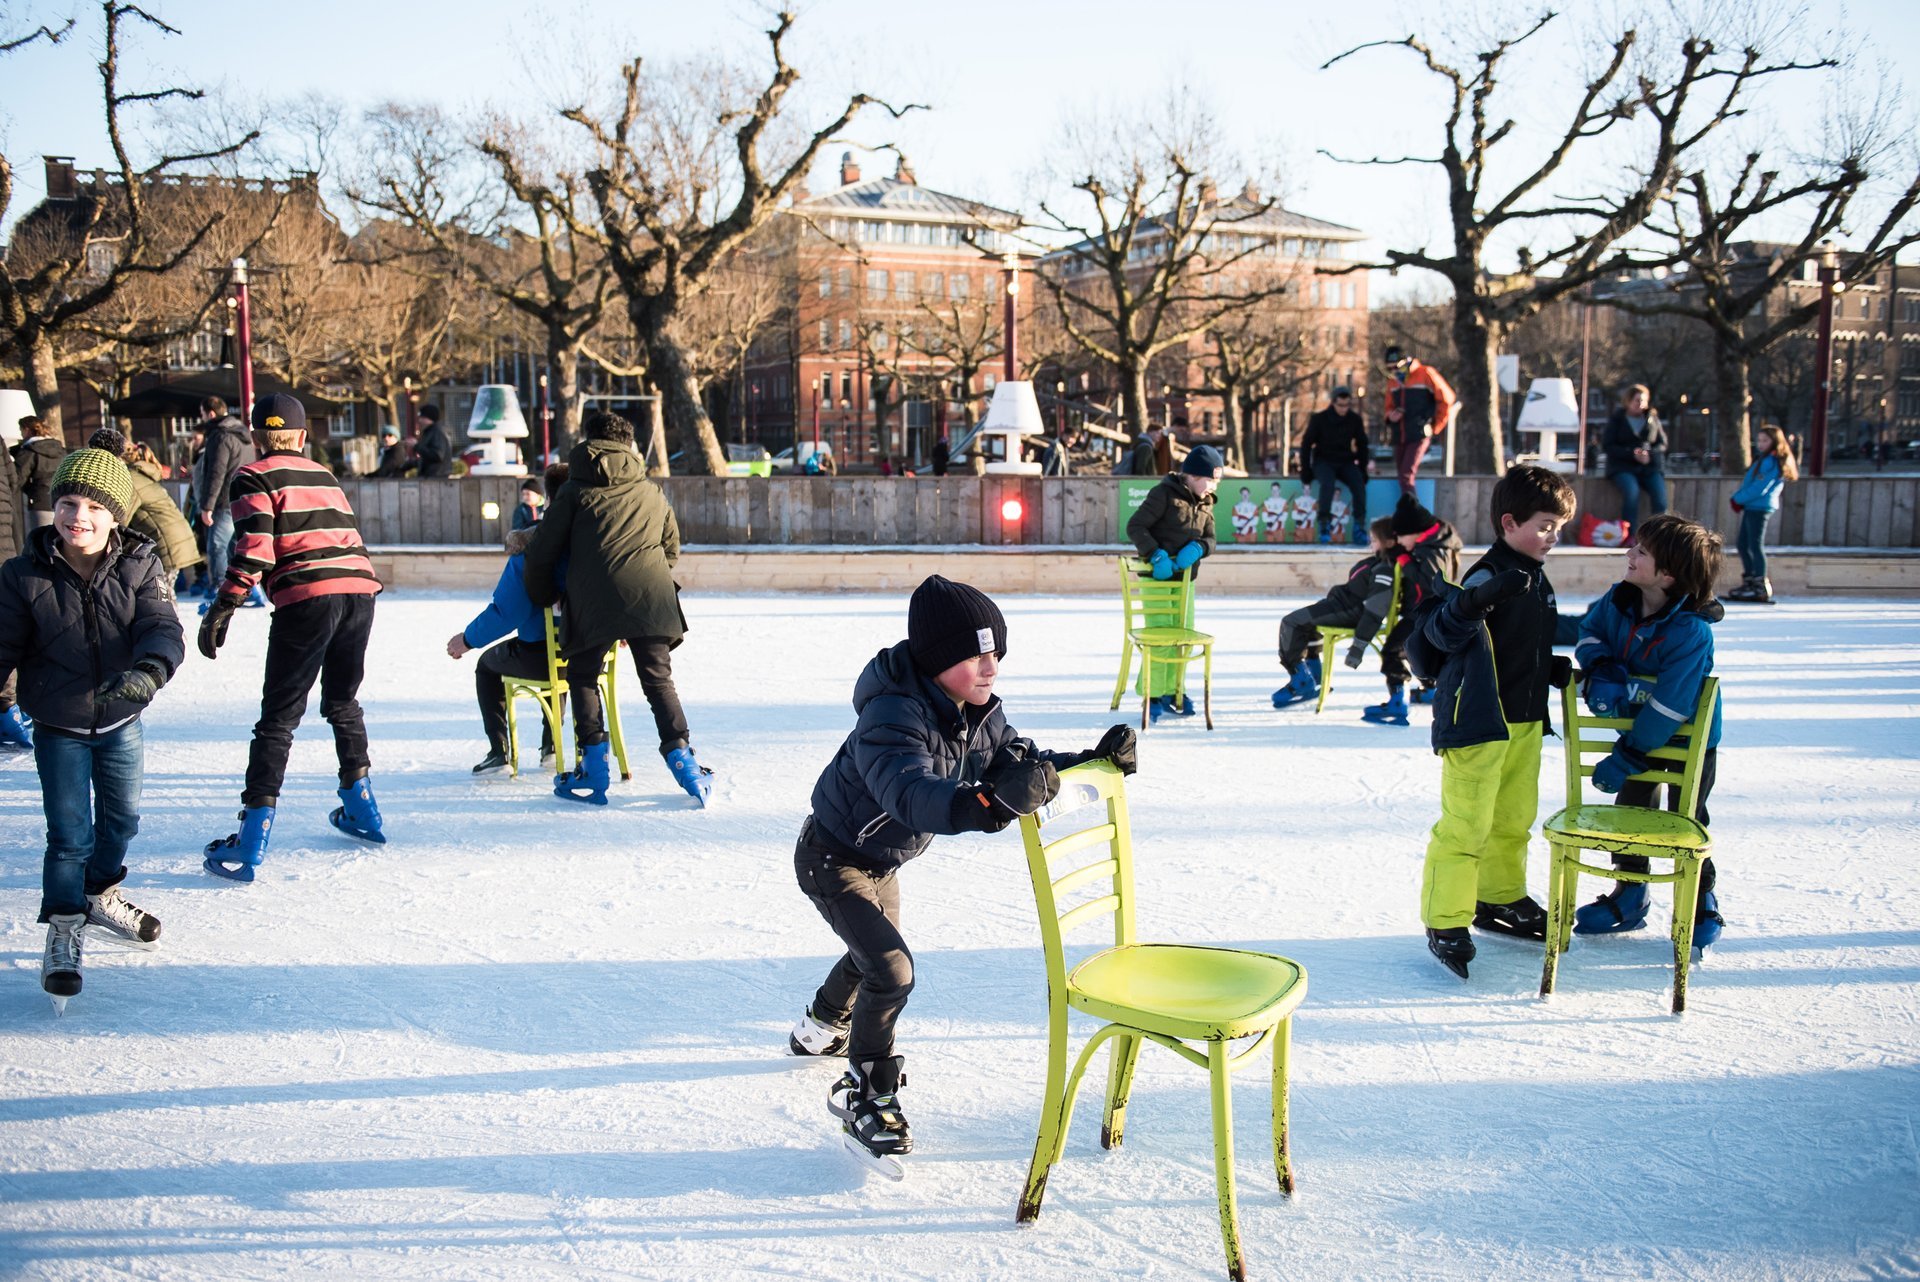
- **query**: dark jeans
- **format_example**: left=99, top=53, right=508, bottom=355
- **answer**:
left=1393, top=437, right=1429, bottom=495
left=795, top=820, right=913, bottom=1063
left=36, top=721, right=143, bottom=920
left=1314, top=460, right=1367, bottom=535
left=1279, top=598, right=1353, bottom=669
left=205, top=506, right=235, bottom=590
left=245, top=593, right=375, bottom=806
left=567, top=637, right=689, bottom=757
left=1612, top=747, right=1716, bottom=913
left=476, top=639, right=556, bottom=755
left=1609, top=466, right=1668, bottom=526
left=1736, top=509, right=1774, bottom=579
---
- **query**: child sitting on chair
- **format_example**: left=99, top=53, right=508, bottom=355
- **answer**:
left=1271, top=517, right=1396, bottom=709
left=1571, top=513, right=1726, bottom=949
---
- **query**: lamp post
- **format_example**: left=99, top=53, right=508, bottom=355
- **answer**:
left=1677, top=393, right=1687, bottom=469
left=1055, top=379, right=1066, bottom=437
left=1811, top=241, right=1840, bottom=478
left=810, top=377, right=821, bottom=456
left=1002, top=251, right=1020, bottom=381
left=231, top=258, right=255, bottom=414
left=538, top=371, right=552, bottom=467
left=1699, top=407, right=1712, bottom=467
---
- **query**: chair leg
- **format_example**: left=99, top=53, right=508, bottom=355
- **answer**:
left=504, top=691, right=522, bottom=778
left=541, top=696, right=566, bottom=773
left=1018, top=1019, right=1072, bottom=1223
left=601, top=673, right=631, bottom=781
left=1271, top=1018, right=1295, bottom=1197
left=1100, top=1034, right=1142, bottom=1149
left=1208, top=1040, right=1248, bottom=1282
left=1139, top=650, right=1155, bottom=732
left=1540, top=843, right=1567, bottom=999
left=1671, top=857, right=1702, bottom=1016
left=1202, top=645, right=1214, bottom=731
left=1111, top=639, right=1133, bottom=712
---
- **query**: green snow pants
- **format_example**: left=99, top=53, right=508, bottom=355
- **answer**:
left=1421, top=719, right=1542, bottom=930
left=1134, top=585, right=1198, bottom=699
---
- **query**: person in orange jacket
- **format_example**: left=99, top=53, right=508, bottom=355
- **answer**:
left=1383, top=345, right=1457, bottom=496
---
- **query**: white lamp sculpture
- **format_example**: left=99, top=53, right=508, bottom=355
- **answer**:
left=0, top=389, right=35, bottom=446
left=1512, top=377, right=1581, bottom=473
left=974, top=381, right=1045, bottom=475
left=466, top=384, right=530, bottom=477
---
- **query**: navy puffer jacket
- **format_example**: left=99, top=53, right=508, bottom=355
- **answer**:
left=809, top=641, right=1078, bottom=872
left=0, top=526, right=185, bottom=735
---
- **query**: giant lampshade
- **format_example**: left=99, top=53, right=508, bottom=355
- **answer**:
left=0, top=389, right=34, bottom=446
left=467, top=384, right=529, bottom=477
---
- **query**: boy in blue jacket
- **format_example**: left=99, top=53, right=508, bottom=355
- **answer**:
left=789, top=575, right=1136, bottom=1173
left=1406, top=466, right=1579, bottom=978
left=1572, top=513, right=1726, bottom=947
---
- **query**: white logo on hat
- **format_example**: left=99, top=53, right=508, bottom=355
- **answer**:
left=976, top=627, right=995, bottom=653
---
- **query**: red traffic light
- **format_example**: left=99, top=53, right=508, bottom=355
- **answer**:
left=1000, top=497, right=1024, bottom=523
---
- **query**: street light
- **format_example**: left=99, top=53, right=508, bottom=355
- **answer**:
left=1811, top=240, right=1841, bottom=478
left=811, top=377, right=821, bottom=457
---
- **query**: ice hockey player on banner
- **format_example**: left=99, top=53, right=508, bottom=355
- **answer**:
left=199, top=394, right=384, bottom=881
left=0, top=437, right=184, bottom=1011
left=788, top=575, right=1137, bottom=1178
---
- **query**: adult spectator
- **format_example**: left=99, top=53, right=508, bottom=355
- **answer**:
left=1603, top=383, right=1668, bottom=527
left=414, top=403, right=452, bottom=478
left=91, top=429, right=202, bottom=581
left=13, top=415, right=64, bottom=530
left=1125, top=425, right=1164, bottom=476
left=1039, top=424, right=1078, bottom=476
left=0, top=420, right=17, bottom=562
left=1300, top=386, right=1371, bottom=544
left=371, top=424, right=413, bottom=478
left=931, top=431, right=950, bottom=476
left=191, top=396, right=255, bottom=609
left=1382, top=345, right=1457, bottom=496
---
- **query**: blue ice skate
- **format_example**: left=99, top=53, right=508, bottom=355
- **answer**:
left=1271, top=666, right=1319, bottom=709
left=242, top=584, right=269, bottom=608
left=204, top=805, right=274, bottom=883
left=0, top=705, right=32, bottom=751
left=1318, top=527, right=1332, bottom=545
left=1361, top=686, right=1410, bottom=726
left=1692, top=890, right=1724, bottom=955
left=330, top=775, right=386, bottom=843
left=1573, top=881, right=1649, bottom=935
left=555, top=741, right=611, bottom=806
left=665, top=746, right=713, bottom=807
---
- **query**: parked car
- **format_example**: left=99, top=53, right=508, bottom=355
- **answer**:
left=771, top=441, right=835, bottom=474
left=665, top=443, right=773, bottom=477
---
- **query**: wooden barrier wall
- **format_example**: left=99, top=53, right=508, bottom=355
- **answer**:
left=163, top=474, right=1920, bottom=549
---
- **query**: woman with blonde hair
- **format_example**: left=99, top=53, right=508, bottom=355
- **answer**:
left=1728, top=424, right=1799, bottom=604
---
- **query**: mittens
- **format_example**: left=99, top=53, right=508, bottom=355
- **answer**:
left=1171, top=541, right=1204, bottom=571
left=1459, top=569, right=1530, bottom=618
left=1582, top=660, right=1630, bottom=717
left=1092, top=723, right=1137, bottom=776
left=1149, top=550, right=1173, bottom=581
left=1591, top=743, right=1652, bottom=793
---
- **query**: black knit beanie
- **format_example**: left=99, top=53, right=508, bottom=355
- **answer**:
left=1391, top=493, right=1440, bottom=536
left=907, top=575, right=1007, bottom=676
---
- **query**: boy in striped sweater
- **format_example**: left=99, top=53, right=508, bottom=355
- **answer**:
left=198, top=394, right=385, bottom=881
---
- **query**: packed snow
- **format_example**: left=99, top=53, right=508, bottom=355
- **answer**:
left=3, top=587, right=1918, bottom=1280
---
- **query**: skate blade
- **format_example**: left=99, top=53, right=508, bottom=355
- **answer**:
left=47, top=994, right=68, bottom=1017
left=85, top=925, right=159, bottom=953
left=1473, top=921, right=1547, bottom=942
left=842, top=1130, right=907, bottom=1181
left=554, top=787, right=608, bottom=806
left=203, top=856, right=255, bottom=884
left=1428, top=949, right=1470, bottom=979
left=329, top=809, right=388, bottom=843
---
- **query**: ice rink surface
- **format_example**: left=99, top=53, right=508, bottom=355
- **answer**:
left=3, top=588, right=1917, bottom=1280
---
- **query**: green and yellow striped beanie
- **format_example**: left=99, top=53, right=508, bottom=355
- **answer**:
left=51, top=446, right=135, bottom=524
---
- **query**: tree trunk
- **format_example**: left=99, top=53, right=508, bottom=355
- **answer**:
left=1119, top=361, right=1151, bottom=437
left=548, top=327, right=586, bottom=463
left=1712, top=343, right=1755, bottom=473
left=27, top=333, right=63, bottom=441
left=1449, top=303, right=1506, bottom=474
left=640, top=313, right=727, bottom=476
left=1221, top=385, right=1246, bottom=470
left=644, top=385, right=670, bottom=477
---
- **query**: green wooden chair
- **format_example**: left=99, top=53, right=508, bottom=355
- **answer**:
left=1540, top=677, right=1718, bottom=1014
left=1310, top=562, right=1403, bottom=714
left=502, top=609, right=630, bottom=781
left=1111, top=556, right=1215, bottom=731
left=1015, top=762, right=1308, bottom=1281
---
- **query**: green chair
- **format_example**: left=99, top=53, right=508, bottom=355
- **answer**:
left=1540, top=677, right=1718, bottom=1014
left=1310, top=562, right=1402, bottom=714
left=502, top=609, right=630, bottom=781
left=1016, top=762, right=1308, bottom=1281
left=1111, top=556, right=1215, bottom=731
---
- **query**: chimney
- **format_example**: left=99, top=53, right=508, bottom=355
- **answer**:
left=1198, top=177, right=1218, bottom=206
left=43, top=155, right=76, bottom=200
left=840, top=151, right=861, bottom=187
left=895, top=154, right=916, bottom=185
left=1241, top=178, right=1261, bottom=204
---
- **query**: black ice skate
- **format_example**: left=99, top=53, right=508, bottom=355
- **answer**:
left=1473, top=896, right=1548, bottom=941
left=830, top=1055, right=912, bottom=1180
left=1427, top=927, right=1475, bottom=979
left=789, top=1006, right=850, bottom=1057
left=41, top=913, right=85, bottom=1015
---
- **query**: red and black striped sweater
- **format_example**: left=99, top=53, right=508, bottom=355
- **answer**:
left=219, top=450, right=380, bottom=606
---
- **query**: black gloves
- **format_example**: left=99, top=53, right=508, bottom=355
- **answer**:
left=93, top=659, right=169, bottom=707
left=962, top=744, right=1061, bottom=831
left=1459, top=569, right=1530, bottom=619
left=198, top=594, right=239, bottom=660
left=1091, top=723, right=1137, bottom=776
left=1549, top=655, right=1574, bottom=690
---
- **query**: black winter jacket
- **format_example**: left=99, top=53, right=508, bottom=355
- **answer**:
left=194, top=415, right=254, bottom=515
left=808, top=641, right=1081, bottom=872
left=13, top=436, right=64, bottom=514
left=0, top=433, right=18, bottom=562
left=523, top=438, right=684, bottom=653
left=1393, top=519, right=1463, bottom=616
left=1603, top=407, right=1667, bottom=475
left=1300, top=407, right=1369, bottom=474
left=0, top=526, right=185, bottom=736
left=415, top=421, right=452, bottom=478
left=1127, top=473, right=1217, bottom=572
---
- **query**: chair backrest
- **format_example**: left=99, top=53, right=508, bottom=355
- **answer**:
left=1378, top=562, right=1405, bottom=638
left=1018, top=762, right=1138, bottom=998
left=540, top=608, right=566, bottom=686
left=1561, top=676, right=1718, bottom=817
left=1116, top=556, right=1194, bottom=634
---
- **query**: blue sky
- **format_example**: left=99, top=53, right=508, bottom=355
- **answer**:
left=4, top=0, right=1915, bottom=297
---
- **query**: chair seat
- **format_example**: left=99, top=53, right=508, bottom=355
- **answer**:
left=1544, top=804, right=1711, bottom=854
left=1129, top=627, right=1214, bottom=647
left=1068, top=944, right=1307, bottom=1041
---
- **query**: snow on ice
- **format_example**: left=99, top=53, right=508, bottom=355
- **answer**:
left=3, top=590, right=1918, bottom=1280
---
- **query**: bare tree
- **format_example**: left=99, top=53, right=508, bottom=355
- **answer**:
left=1323, top=11, right=1833, bottom=471
left=1187, top=270, right=1331, bottom=467
left=328, top=221, right=473, bottom=427
left=562, top=12, right=916, bottom=474
left=0, top=2, right=263, bottom=435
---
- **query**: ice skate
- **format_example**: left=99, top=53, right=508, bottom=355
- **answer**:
left=42, top=913, right=85, bottom=1015
left=1427, top=926, right=1474, bottom=979
left=331, top=774, right=386, bottom=843
left=789, top=1006, right=851, bottom=1057
left=1474, top=895, right=1548, bottom=941
left=665, top=746, right=713, bottom=807
left=555, top=740, right=611, bottom=805
left=1573, top=882, right=1650, bottom=936
left=1692, top=890, right=1725, bottom=961
left=0, top=705, right=31, bottom=751
left=471, top=748, right=510, bottom=776
left=1271, top=665, right=1318, bottom=709
left=85, top=884, right=161, bottom=951
left=830, top=1055, right=911, bottom=1180
left=1361, top=685, right=1410, bottom=726
left=204, top=805, right=274, bottom=883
